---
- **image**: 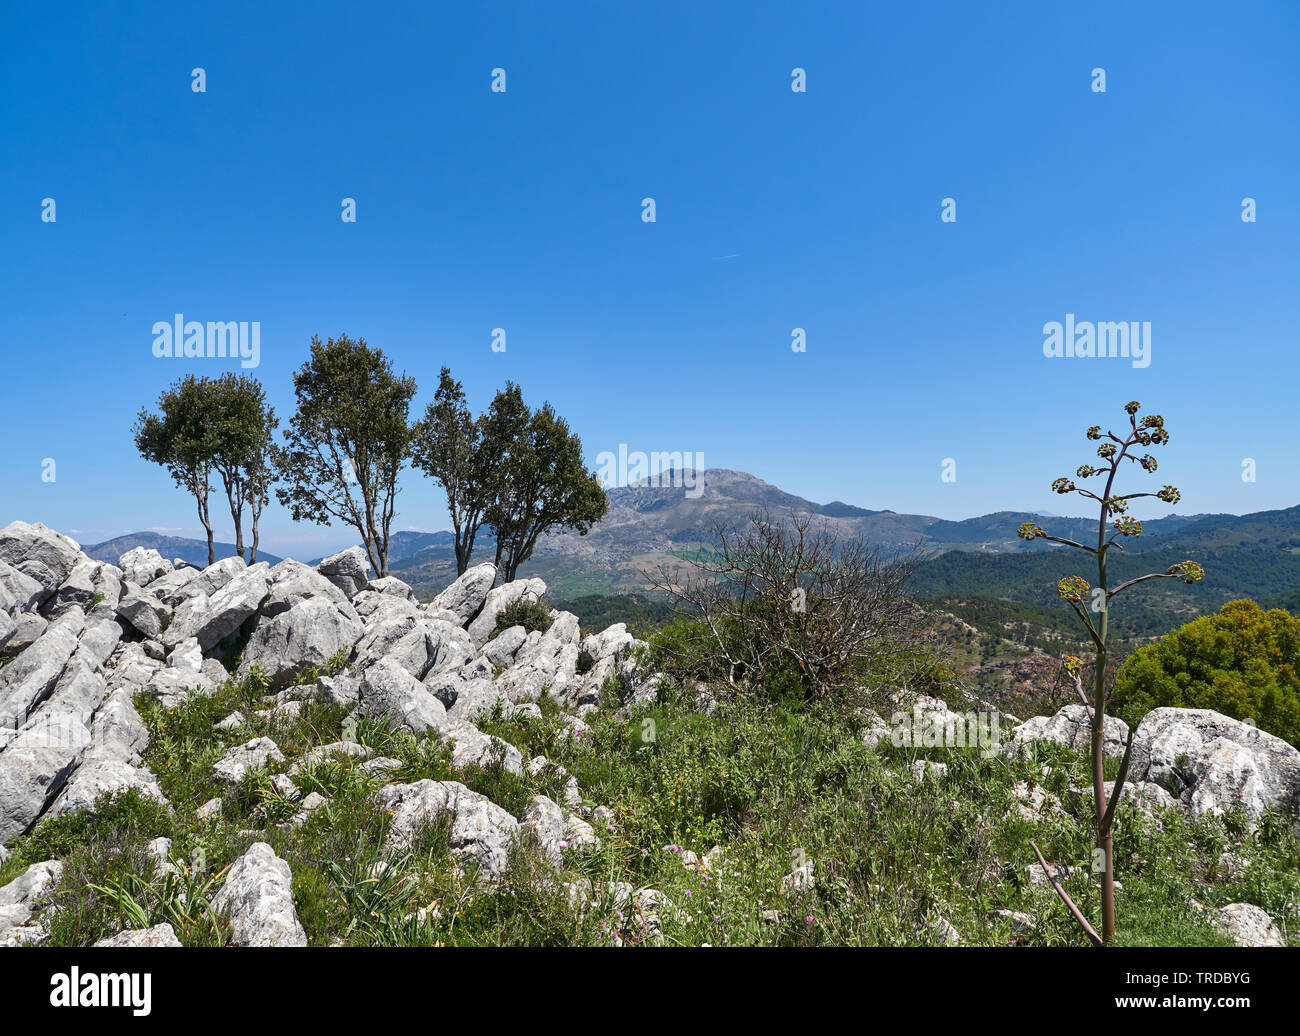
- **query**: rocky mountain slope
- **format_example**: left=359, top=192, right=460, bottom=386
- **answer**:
left=386, top=470, right=1255, bottom=599
left=77, top=471, right=1296, bottom=609
left=1, top=520, right=1296, bottom=947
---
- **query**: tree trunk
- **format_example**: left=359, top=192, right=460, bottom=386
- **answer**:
left=220, top=472, right=245, bottom=561
left=196, top=489, right=214, bottom=567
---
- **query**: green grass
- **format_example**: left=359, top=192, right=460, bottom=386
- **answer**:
left=9, top=662, right=1296, bottom=947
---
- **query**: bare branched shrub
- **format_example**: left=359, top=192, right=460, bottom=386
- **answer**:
left=648, top=512, right=923, bottom=703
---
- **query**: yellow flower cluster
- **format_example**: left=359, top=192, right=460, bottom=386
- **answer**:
left=1057, top=575, right=1090, bottom=602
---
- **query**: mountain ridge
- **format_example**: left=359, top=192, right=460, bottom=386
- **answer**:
left=67, top=470, right=1296, bottom=606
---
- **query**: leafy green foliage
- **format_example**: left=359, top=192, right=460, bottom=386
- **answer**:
left=273, top=334, right=416, bottom=576
left=7, top=789, right=171, bottom=873
left=132, top=372, right=278, bottom=566
left=204, top=373, right=278, bottom=562
left=1114, top=600, right=1300, bottom=746
left=484, top=384, right=608, bottom=582
left=132, top=375, right=221, bottom=565
left=493, top=597, right=553, bottom=637
left=410, top=368, right=495, bottom=575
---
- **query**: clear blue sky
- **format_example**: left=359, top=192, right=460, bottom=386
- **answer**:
left=2, top=1, right=1296, bottom=557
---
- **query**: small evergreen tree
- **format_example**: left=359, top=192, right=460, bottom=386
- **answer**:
left=410, top=368, right=493, bottom=576
left=1114, top=599, right=1300, bottom=747
left=133, top=376, right=221, bottom=566
left=207, top=373, right=277, bottom=562
left=274, top=335, right=415, bottom=577
left=485, top=392, right=607, bottom=583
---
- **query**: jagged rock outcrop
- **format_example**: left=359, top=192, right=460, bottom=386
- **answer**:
left=162, top=563, right=270, bottom=651
left=466, top=577, right=546, bottom=645
left=1128, top=708, right=1300, bottom=828
left=1002, top=703, right=1132, bottom=760
left=3, top=522, right=1299, bottom=949
left=0, top=522, right=83, bottom=600
left=237, top=597, right=362, bottom=684
left=116, top=547, right=173, bottom=589
left=1005, top=702, right=1300, bottom=830
left=431, top=563, right=497, bottom=624
left=317, top=546, right=369, bottom=597
left=378, top=779, right=519, bottom=880
left=211, top=842, right=307, bottom=946
left=359, top=658, right=450, bottom=734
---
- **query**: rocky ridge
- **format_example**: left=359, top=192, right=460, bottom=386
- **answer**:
left=0, top=521, right=661, bottom=945
left=1, top=519, right=1295, bottom=947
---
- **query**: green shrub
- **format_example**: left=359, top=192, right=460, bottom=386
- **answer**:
left=11, top=789, right=171, bottom=869
left=1114, top=600, right=1300, bottom=747
left=494, top=598, right=553, bottom=637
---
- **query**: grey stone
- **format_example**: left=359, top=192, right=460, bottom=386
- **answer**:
left=144, top=565, right=201, bottom=608
left=483, top=625, right=527, bottom=668
left=116, top=547, right=173, bottom=588
left=1004, top=704, right=1132, bottom=761
left=116, top=584, right=170, bottom=639
left=185, top=556, right=247, bottom=599
left=358, top=658, right=449, bottom=735
left=212, top=736, right=285, bottom=784
left=142, top=665, right=220, bottom=709
left=445, top=678, right=510, bottom=724
left=579, top=623, right=635, bottom=667
left=196, top=797, right=222, bottom=821
left=261, top=559, right=359, bottom=621
left=162, top=563, right=270, bottom=651
left=0, top=860, right=63, bottom=931
left=0, top=560, right=45, bottom=616
left=465, top=577, right=546, bottom=645
left=315, top=673, right=360, bottom=707
left=212, top=842, right=307, bottom=947
left=0, top=612, right=83, bottom=729
left=286, top=740, right=372, bottom=776
left=4, top=612, right=48, bottom=654
left=378, top=780, right=519, bottom=881
left=237, top=597, right=361, bottom=684
left=0, top=521, right=82, bottom=596
left=318, top=546, right=370, bottom=598
left=431, top=563, right=496, bottom=624
left=45, top=747, right=168, bottom=821
left=368, top=575, right=415, bottom=600
left=1130, top=708, right=1300, bottom=828
left=447, top=725, right=524, bottom=776
left=93, top=922, right=183, bottom=947
left=51, top=560, right=100, bottom=615
left=1214, top=902, right=1285, bottom=946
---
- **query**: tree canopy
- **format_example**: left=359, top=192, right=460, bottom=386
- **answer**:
left=1114, top=599, right=1300, bottom=747
left=274, top=334, right=415, bottom=577
left=410, top=368, right=492, bottom=576
left=485, top=386, right=607, bottom=583
left=132, top=376, right=222, bottom=566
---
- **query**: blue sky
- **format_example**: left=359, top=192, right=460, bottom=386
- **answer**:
left=2, top=0, right=1296, bottom=557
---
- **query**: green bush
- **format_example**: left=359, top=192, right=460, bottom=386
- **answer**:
left=1113, top=600, right=1300, bottom=747
left=493, top=598, right=553, bottom=637
left=11, top=788, right=171, bottom=869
